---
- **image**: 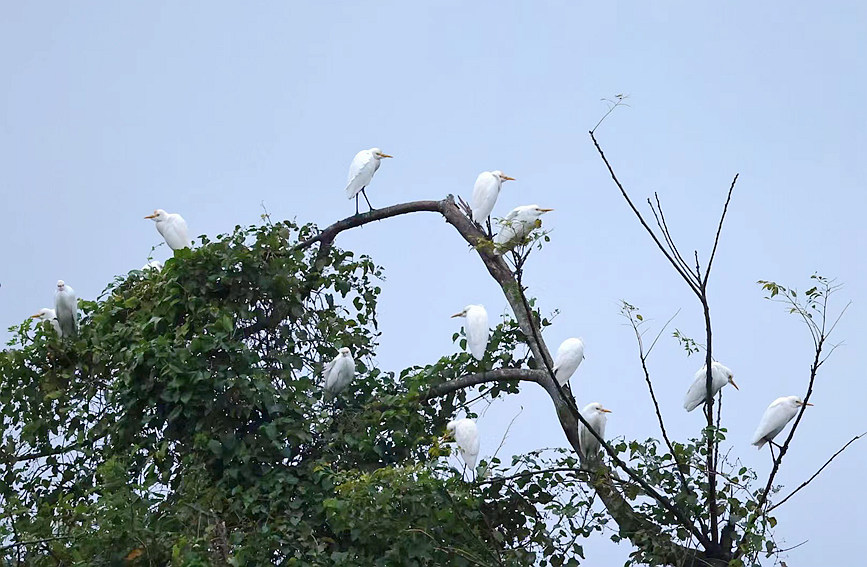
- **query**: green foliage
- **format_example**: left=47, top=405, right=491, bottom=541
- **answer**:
left=0, top=221, right=593, bottom=565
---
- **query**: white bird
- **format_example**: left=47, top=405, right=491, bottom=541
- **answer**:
left=141, top=260, right=163, bottom=272
left=553, top=338, right=585, bottom=387
left=345, top=147, right=393, bottom=214
left=446, top=418, right=480, bottom=472
left=493, top=204, right=554, bottom=251
left=578, top=402, right=612, bottom=459
left=471, top=170, right=515, bottom=227
left=683, top=361, right=738, bottom=412
left=54, top=280, right=78, bottom=338
left=322, top=347, right=356, bottom=398
left=145, top=209, right=191, bottom=250
left=450, top=305, right=489, bottom=361
left=30, top=308, right=61, bottom=334
left=751, top=396, right=812, bottom=449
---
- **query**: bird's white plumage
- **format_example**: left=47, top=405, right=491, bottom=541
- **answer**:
left=578, top=402, right=611, bottom=459
left=553, top=338, right=585, bottom=387
left=751, top=396, right=808, bottom=448
left=146, top=209, right=190, bottom=250
left=493, top=204, right=553, bottom=250
left=54, top=280, right=78, bottom=338
left=345, top=148, right=389, bottom=199
left=683, top=361, right=738, bottom=412
left=142, top=260, right=163, bottom=272
left=451, top=305, right=489, bottom=360
left=323, top=347, right=356, bottom=398
left=471, top=171, right=513, bottom=223
left=447, top=418, right=480, bottom=471
left=31, top=308, right=60, bottom=334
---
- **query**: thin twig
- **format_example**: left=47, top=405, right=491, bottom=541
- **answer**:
left=767, top=431, right=866, bottom=513
left=703, top=174, right=738, bottom=284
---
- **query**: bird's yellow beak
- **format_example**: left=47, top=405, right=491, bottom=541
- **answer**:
left=502, top=175, right=515, bottom=181
left=30, top=313, right=41, bottom=318
left=144, top=213, right=157, bottom=219
left=450, top=312, right=464, bottom=318
left=729, top=377, right=739, bottom=390
left=600, top=408, right=612, bottom=413
left=539, top=208, right=554, bottom=213
left=379, top=153, right=393, bottom=158
left=804, top=402, right=814, bottom=406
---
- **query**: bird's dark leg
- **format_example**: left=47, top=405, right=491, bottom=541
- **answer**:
left=361, top=188, right=375, bottom=211
left=486, top=216, right=493, bottom=238
left=768, top=442, right=776, bottom=462
left=355, top=194, right=360, bottom=215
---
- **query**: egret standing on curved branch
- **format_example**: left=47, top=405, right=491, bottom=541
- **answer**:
left=578, top=402, right=611, bottom=460
left=145, top=209, right=191, bottom=250
left=322, top=347, right=356, bottom=399
left=683, top=361, right=738, bottom=412
left=471, top=170, right=514, bottom=234
left=346, top=147, right=393, bottom=215
left=54, top=280, right=78, bottom=338
left=450, top=305, right=489, bottom=361
left=751, top=396, right=812, bottom=454
left=446, top=418, right=480, bottom=475
left=30, top=308, right=60, bottom=335
left=553, top=337, right=585, bottom=387
left=493, top=204, right=554, bottom=252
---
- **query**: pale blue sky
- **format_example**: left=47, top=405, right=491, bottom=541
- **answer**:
left=2, top=2, right=865, bottom=564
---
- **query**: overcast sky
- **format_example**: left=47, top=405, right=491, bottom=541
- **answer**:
left=2, top=2, right=865, bottom=564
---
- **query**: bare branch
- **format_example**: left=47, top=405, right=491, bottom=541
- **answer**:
left=422, top=368, right=547, bottom=401
left=589, top=131, right=701, bottom=297
left=766, top=431, right=867, bottom=513
left=703, top=174, right=738, bottom=284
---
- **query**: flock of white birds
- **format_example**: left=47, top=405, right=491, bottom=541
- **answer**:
left=27, top=147, right=809, bottom=478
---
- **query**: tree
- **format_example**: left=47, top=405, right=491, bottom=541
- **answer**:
left=0, top=118, right=858, bottom=566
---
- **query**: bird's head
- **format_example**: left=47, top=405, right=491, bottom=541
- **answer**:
left=144, top=209, right=168, bottom=221
left=492, top=171, right=515, bottom=182
left=56, top=280, right=66, bottom=292
left=533, top=206, right=554, bottom=216
left=793, top=397, right=813, bottom=408
left=338, top=347, right=353, bottom=357
left=727, top=373, right=739, bottom=390
left=589, top=402, right=612, bottom=415
left=371, top=148, right=393, bottom=159
left=31, top=308, right=53, bottom=320
left=450, top=307, right=469, bottom=319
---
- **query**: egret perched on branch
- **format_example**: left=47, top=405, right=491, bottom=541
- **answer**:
left=446, top=418, right=480, bottom=473
left=578, top=402, right=611, bottom=459
left=751, top=396, right=812, bottom=450
left=30, top=308, right=60, bottom=334
left=145, top=209, right=191, bottom=250
left=553, top=338, right=585, bottom=387
left=450, top=305, right=489, bottom=360
left=471, top=170, right=515, bottom=230
left=493, top=204, right=554, bottom=251
left=322, top=347, right=356, bottom=399
left=346, top=147, right=393, bottom=215
left=683, top=361, right=738, bottom=412
left=141, top=260, right=163, bottom=272
left=54, top=280, right=78, bottom=338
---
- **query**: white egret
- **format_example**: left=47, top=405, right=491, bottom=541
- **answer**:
left=345, top=147, right=393, bottom=214
left=322, top=347, right=356, bottom=399
left=470, top=170, right=515, bottom=230
left=145, top=209, right=191, bottom=250
left=141, top=260, right=163, bottom=272
left=493, top=204, right=554, bottom=251
left=446, top=418, right=480, bottom=472
left=30, top=308, right=61, bottom=334
left=751, top=396, right=812, bottom=450
left=553, top=338, right=585, bottom=387
left=54, top=280, right=78, bottom=338
left=578, top=402, right=611, bottom=459
left=683, top=361, right=738, bottom=412
left=450, top=305, right=489, bottom=360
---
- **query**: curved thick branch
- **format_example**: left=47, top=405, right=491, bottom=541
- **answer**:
left=298, top=195, right=712, bottom=553
left=422, top=368, right=547, bottom=400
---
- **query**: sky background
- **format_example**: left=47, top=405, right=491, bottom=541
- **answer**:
left=2, top=1, right=865, bottom=564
